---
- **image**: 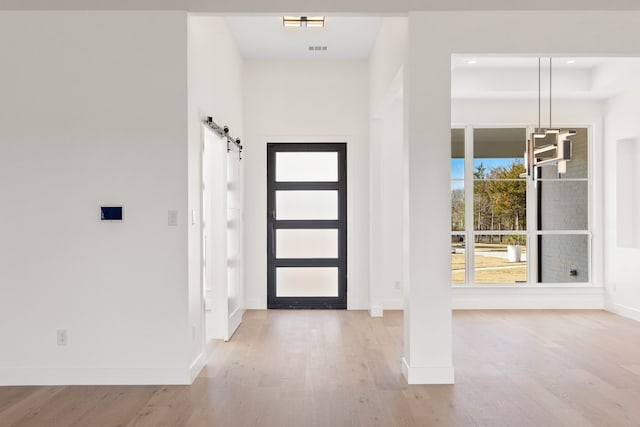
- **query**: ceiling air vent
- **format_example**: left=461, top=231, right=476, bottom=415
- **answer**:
left=308, top=46, right=328, bottom=52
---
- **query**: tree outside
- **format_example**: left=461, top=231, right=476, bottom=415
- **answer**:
left=451, top=160, right=527, bottom=284
left=472, top=160, right=526, bottom=243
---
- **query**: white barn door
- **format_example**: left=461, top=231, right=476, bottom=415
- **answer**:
left=203, top=127, right=243, bottom=342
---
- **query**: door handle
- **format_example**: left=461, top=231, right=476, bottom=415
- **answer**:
left=270, top=210, right=276, bottom=255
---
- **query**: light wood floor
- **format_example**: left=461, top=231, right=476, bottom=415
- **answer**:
left=2, top=309, right=640, bottom=426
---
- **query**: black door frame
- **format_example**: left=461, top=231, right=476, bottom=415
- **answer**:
left=267, top=143, right=347, bottom=309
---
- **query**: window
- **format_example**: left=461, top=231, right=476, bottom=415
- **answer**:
left=451, top=126, right=590, bottom=285
left=536, top=129, right=590, bottom=283
left=451, top=129, right=465, bottom=283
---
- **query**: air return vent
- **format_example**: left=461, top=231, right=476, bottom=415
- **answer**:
left=308, top=46, right=328, bottom=51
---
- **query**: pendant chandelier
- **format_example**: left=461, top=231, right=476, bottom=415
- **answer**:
left=523, top=57, right=575, bottom=179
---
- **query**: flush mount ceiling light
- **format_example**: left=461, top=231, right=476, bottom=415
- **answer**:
left=522, top=57, right=576, bottom=180
left=283, top=16, right=325, bottom=28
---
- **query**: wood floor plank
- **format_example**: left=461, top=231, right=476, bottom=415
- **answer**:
left=70, top=386, right=158, bottom=427
left=11, top=386, right=119, bottom=427
left=3, top=309, right=640, bottom=426
left=0, top=386, right=66, bottom=426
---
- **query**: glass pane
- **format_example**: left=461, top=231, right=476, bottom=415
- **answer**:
left=473, top=128, right=526, bottom=233
left=276, top=267, right=339, bottom=297
left=474, top=235, right=527, bottom=284
left=474, top=128, right=526, bottom=161
left=276, top=152, right=338, bottom=182
left=539, top=181, right=588, bottom=230
left=473, top=179, right=526, bottom=231
left=227, top=207, right=241, bottom=308
left=451, top=234, right=465, bottom=284
left=451, top=129, right=465, bottom=180
left=452, top=129, right=465, bottom=232
left=451, top=182, right=464, bottom=231
left=539, top=235, right=589, bottom=283
left=276, top=229, right=338, bottom=258
left=276, top=191, right=338, bottom=220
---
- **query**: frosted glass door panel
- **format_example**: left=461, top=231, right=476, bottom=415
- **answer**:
left=276, top=229, right=338, bottom=258
left=276, top=152, right=338, bottom=182
left=276, top=191, right=338, bottom=220
left=227, top=151, right=241, bottom=210
left=227, top=206, right=241, bottom=310
left=276, top=267, right=339, bottom=297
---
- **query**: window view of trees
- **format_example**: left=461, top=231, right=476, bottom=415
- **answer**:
left=451, top=128, right=528, bottom=284
left=451, top=160, right=527, bottom=237
left=451, top=126, right=590, bottom=285
left=451, top=187, right=464, bottom=231
left=472, top=160, right=527, bottom=283
left=473, top=161, right=526, bottom=235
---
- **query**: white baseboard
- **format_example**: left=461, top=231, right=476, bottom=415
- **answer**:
left=452, top=286, right=604, bottom=309
left=369, top=305, right=384, bottom=317
left=604, top=300, right=640, bottom=322
left=401, top=357, right=454, bottom=384
left=347, top=299, right=369, bottom=310
left=382, top=298, right=404, bottom=310
left=190, top=353, right=205, bottom=383
left=0, top=366, right=193, bottom=386
left=245, top=298, right=266, bottom=310
left=226, top=307, right=244, bottom=341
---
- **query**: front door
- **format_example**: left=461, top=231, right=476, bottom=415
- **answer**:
left=267, top=143, right=347, bottom=309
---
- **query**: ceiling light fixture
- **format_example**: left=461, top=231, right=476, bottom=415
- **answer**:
left=466, top=59, right=477, bottom=65
left=283, top=16, right=325, bottom=28
left=522, top=57, right=576, bottom=180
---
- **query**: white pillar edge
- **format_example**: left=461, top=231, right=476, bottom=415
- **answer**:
left=401, top=357, right=455, bottom=385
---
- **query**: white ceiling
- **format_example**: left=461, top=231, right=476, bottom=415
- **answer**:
left=5, top=0, right=640, bottom=12
left=452, top=55, right=640, bottom=100
left=224, top=19, right=640, bottom=100
left=225, top=16, right=382, bottom=60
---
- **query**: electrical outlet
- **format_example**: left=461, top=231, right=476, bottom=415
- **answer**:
left=394, top=281, right=402, bottom=290
left=168, top=210, right=178, bottom=226
left=57, top=329, right=67, bottom=346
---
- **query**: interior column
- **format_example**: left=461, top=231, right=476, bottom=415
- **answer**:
left=401, top=13, right=454, bottom=384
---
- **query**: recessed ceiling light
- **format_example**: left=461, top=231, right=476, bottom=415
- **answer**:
left=466, top=60, right=477, bottom=65
left=566, top=59, right=576, bottom=64
left=283, top=16, right=325, bottom=28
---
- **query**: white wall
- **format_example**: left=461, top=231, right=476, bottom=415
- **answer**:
left=0, top=11, right=190, bottom=385
left=243, top=60, right=370, bottom=309
left=369, top=18, right=408, bottom=114
left=187, top=15, right=244, bottom=378
left=369, top=94, right=405, bottom=313
left=604, top=82, right=640, bottom=321
left=369, top=18, right=408, bottom=314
